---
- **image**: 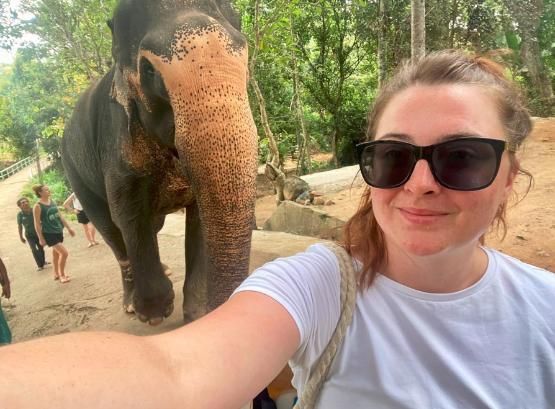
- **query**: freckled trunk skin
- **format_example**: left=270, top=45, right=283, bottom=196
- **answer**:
left=145, top=26, right=258, bottom=318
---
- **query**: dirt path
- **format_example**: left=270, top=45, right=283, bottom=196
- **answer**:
left=1, top=118, right=554, bottom=343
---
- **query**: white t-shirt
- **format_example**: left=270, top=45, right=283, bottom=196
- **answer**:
left=234, top=244, right=555, bottom=408
left=71, top=193, right=83, bottom=211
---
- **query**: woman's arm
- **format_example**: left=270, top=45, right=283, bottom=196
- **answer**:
left=59, top=212, right=75, bottom=237
left=0, top=291, right=300, bottom=409
left=33, top=204, right=45, bottom=246
left=62, top=193, right=76, bottom=213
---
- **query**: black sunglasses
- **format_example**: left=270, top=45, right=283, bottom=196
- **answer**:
left=356, top=137, right=507, bottom=191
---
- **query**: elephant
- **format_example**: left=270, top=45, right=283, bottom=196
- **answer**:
left=61, top=0, right=258, bottom=325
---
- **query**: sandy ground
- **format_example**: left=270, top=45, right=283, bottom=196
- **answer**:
left=0, top=118, right=553, bottom=344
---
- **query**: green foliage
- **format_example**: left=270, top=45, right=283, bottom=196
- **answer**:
left=20, top=167, right=71, bottom=206
left=1, top=0, right=553, bottom=173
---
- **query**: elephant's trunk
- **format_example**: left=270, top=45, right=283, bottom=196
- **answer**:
left=141, top=18, right=258, bottom=311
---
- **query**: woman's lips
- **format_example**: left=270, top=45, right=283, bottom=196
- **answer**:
left=399, top=207, right=450, bottom=224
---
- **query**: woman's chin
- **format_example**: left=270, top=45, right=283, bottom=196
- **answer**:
left=399, top=240, right=448, bottom=257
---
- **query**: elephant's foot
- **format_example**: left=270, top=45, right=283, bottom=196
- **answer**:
left=133, top=274, right=175, bottom=326
left=182, top=298, right=208, bottom=324
left=119, top=261, right=135, bottom=314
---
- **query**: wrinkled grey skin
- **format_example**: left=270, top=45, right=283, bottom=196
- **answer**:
left=62, top=0, right=258, bottom=325
left=265, top=162, right=312, bottom=203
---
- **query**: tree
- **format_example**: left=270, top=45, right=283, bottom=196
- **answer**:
left=292, top=0, right=372, bottom=166
left=503, top=0, right=554, bottom=114
left=411, top=0, right=425, bottom=61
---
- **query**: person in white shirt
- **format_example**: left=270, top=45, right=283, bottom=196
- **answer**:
left=63, top=192, right=99, bottom=247
left=0, top=50, right=553, bottom=409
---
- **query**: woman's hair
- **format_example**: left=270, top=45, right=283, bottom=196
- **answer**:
left=343, top=49, right=533, bottom=289
left=32, top=185, right=44, bottom=198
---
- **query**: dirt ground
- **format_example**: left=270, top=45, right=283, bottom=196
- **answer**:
left=1, top=118, right=553, bottom=344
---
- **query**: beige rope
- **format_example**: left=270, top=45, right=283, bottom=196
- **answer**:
left=294, top=242, right=358, bottom=409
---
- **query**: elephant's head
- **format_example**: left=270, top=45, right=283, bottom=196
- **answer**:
left=109, top=0, right=258, bottom=317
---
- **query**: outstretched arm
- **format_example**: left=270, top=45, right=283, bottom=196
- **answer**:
left=1, top=291, right=299, bottom=409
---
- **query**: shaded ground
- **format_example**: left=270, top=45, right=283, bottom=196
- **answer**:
left=0, top=118, right=553, bottom=344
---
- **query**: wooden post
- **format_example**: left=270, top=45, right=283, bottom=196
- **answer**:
left=35, top=137, right=43, bottom=183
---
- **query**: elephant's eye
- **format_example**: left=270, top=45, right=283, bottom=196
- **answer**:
left=140, top=57, right=156, bottom=79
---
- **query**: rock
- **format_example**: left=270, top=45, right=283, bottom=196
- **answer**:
left=262, top=200, right=345, bottom=240
left=324, top=199, right=335, bottom=206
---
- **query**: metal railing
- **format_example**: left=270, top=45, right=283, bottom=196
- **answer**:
left=0, top=156, right=34, bottom=181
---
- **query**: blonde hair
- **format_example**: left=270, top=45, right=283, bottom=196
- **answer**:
left=32, top=185, right=45, bottom=198
left=343, top=50, right=533, bottom=289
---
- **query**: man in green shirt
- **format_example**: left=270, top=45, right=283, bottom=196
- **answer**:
left=17, top=198, right=47, bottom=270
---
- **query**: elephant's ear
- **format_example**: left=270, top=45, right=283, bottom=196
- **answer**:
left=110, top=66, right=131, bottom=114
left=215, top=0, right=241, bottom=30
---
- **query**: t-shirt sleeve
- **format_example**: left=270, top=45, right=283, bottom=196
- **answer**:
left=16, top=213, right=22, bottom=225
left=232, top=243, right=341, bottom=369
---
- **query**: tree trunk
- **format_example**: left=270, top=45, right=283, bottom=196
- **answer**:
left=250, top=75, right=280, bottom=167
left=290, top=21, right=311, bottom=175
left=504, top=0, right=554, bottom=114
left=377, top=0, right=388, bottom=89
left=249, top=0, right=280, bottom=167
left=411, top=0, right=426, bottom=62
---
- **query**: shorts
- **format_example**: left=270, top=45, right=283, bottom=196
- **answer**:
left=76, top=210, right=90, bottom=224
left=43, top=232, right=64, bottom=247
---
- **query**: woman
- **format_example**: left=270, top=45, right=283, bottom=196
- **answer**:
left=32, top=185, right=75, bottom=283
left=63, top=192, right=99, bottom=247
left=0, top=51, right=553, bottom=408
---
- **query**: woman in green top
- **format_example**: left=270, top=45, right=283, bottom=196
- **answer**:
left=32, top=185, right=75, bottom=283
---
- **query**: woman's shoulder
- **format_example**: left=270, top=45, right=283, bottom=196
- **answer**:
left=485, top=247, right=555, bottom=301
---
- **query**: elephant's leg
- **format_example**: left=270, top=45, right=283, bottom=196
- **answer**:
left=71, top=186, right=135, bottom=313
left=107, top=180, right=174, bottom=325
left=153, top=215, right=172, bottom=276
left=183, top=202, right=213, bottom=323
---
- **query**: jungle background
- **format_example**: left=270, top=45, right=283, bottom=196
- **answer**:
left=0, top=0, right=553, bottom=174
left=0, top=0, right=553, bottom=369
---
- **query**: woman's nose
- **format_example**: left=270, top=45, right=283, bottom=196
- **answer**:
left=403, top=159, right=441, bottom=195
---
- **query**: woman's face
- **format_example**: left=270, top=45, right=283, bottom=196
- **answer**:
left=40, top=186, right=51, bottom=198
left=371, top=84, right=516, bottom=257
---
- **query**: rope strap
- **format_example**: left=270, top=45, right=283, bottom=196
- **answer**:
left=294, top=242, right=358, bottom=409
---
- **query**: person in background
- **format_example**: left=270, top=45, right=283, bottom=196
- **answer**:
left=0, top=256, right=12, bottom=345
left=16, top=197, right=49, bottom=271
left=63, top=192, right=99, bottom=247
left=0, top=51, right=553, bottom=408
left=32, top=185, right=75, bottom=283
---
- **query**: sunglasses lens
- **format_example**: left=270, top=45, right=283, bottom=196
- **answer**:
left=360, top=143, right=414, bottom=188
left=433, top=140, right=499, bottom=190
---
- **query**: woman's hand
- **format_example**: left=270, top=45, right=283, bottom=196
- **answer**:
left=68, top=228, right=76, bottom=237
left=39, top=238, right=46, bottom=247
